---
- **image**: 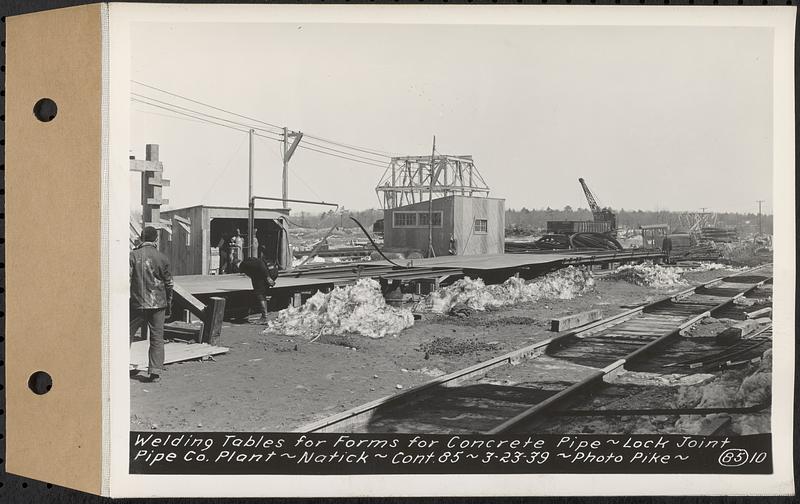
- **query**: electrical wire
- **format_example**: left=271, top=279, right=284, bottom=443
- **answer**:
left=132, top=80, right=398, bottom=160
left=133, top=95, right=389, bottom=167
left=131, top=98, right=252, bottom=134
left=298, top=139, right=389, bottom=164
left=132, top=107, right=211, bottom=126
left=250, top=132, right=386, bottom=168
left=131, top=80, right=284, bottom=132
left=132, top=94, right=284, bottom=140
left=304, top=132, right=399, bottom=157
left=294, top=144, right=387, bottom=168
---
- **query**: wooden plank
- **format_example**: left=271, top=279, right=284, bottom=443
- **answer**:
left=130, top=340, right=229, bottom=370
left=717, top=320, right=760, bottom=344
left=746, top=307, right=772, bottom=319
left=173, top=283, right=206, bottom=318
left=129, top=159, right=163, bottom=172
left=164, top=321, right=204, bottom=343
left=550, top=309, right=602, bottom=332
left=148, top=177, right=170, bottom=187
left=202, top=297, right=226, bottom=346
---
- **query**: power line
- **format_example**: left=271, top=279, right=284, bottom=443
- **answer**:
left=132, top=98, right=285, bottom=144
left=132, top=93, right=282, bottom=138
left=295, top=144, right=387, bottom=168
left=303, top=133, right=399, bottom=158
left=133, top=93, right=391, bottom=164
left=300, top=139, right=389, bottom=164
left=132, top=80, right=398, bottom=159
left=132, top=107, right=211, bottom=126
left=131, top=80, right=284, bottom=132
left=131, top=98, right=251, bottom=134
left=252, top=132, right=385, bottom=168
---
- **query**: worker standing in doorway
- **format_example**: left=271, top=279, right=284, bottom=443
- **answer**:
left=238, top=255, right=280, bottom=324
left=252, top=228, right=260, bottom=259
left=218, top=232, right=231, bottom=274
left=130, top=226, right=173, bottom=382
left=230, top=228, right=244, bottom=272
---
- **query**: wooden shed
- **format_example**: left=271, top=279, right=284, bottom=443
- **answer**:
left=159, top=205, right=291, bottom=275
left=383, top=195, right=505, bottom=256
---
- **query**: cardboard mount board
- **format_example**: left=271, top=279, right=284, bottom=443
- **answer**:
left=6, top=3, right=105, bottom=495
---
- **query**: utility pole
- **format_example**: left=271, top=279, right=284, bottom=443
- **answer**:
left=282, top=127, right=304, bottom=208
left=248, top=129, right=255, bottom=258
left=427, top=136, right=436, bottom=258
left=756, top=200, right=765, bottom=236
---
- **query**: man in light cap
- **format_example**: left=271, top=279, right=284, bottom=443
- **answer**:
left=130, top=226, right=173, bottom=382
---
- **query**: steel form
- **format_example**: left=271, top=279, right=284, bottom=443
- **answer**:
left=375, top=154, right=490, bottom=209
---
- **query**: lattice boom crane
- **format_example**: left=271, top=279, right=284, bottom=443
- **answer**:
left=578, top=177, right=616, bottom=229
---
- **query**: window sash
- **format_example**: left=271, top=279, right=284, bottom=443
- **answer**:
left=393, top=212, right=417, bottom=227
left=393, top=211, right=443, bottom=228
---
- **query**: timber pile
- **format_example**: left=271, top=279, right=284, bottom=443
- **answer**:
left=670, top=243, right=722, bottom=261
left=700, top=227, right=737, bottom=243
left=505, top=232, right=621, bottom=252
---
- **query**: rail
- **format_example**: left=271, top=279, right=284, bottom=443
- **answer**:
left=298, top=263, right=772, bottom=434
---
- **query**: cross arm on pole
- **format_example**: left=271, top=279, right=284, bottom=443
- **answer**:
left=284, top=131, right=303, bottom=162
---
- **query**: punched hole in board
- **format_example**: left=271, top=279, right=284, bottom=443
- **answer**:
left=33, top=98, right=58, bottom=122
left=28, top=371, right=53, bottom=395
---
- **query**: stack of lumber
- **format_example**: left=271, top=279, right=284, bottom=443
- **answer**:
left=700, top=227, right=737, bottom=243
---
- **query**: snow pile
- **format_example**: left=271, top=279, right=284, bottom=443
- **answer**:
left=674, top=350, right=772, bottom=435
left=737, top=350, right=772, bottom=407
left=609, top=262, right=687, bottom=289
left=425, top=266, right=594, bottom=314
left=265, top=278, right=414, bottom=339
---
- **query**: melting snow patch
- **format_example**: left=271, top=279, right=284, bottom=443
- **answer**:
left=609, top=262, right=687, bottom=289
left=265, top=278, right=414, bottom=339
left=425, top=266, right=595, bottom=314
left=674, top=350, right=772, bottom=435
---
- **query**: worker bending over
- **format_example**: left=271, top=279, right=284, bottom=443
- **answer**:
left=238, top=255, right=280, bottom=324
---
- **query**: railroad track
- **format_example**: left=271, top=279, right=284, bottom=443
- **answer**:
left=298, top=264, right=773, bottom=435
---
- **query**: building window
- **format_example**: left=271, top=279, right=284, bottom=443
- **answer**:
left=418, top=211, right=443, bottom=227
left=393, top=212, right=417, bottom=227
left=474, top=219, right=488, bottom=234
left=393, top=211, right=443, bottom=228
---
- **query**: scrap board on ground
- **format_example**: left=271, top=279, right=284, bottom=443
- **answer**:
left=130, top=340, right=229, bottom=371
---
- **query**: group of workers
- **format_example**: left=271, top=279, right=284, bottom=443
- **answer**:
left=218, top=227, right=270, bottom=274
left=130, top=226, right=278, bottom=382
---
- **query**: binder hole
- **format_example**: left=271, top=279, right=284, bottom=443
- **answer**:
left=33, top=98, right=58, bottom=122
left=28, top=371, right=53, bottom=395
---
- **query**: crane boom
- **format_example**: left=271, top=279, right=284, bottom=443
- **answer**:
left=578, top=178, right=601, bottom=214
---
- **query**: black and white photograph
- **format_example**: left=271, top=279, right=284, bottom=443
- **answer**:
left=112, top=3, right=794, bottom=497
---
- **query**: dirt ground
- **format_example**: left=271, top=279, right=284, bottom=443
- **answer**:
left=130, top=267, right=765, bottom=432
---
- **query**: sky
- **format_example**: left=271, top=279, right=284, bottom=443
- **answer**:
left=129, top=22, right=774, bottom=215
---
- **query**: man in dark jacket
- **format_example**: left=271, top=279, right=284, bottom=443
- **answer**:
left=662, top=235, right=673, bottom=265
left=130, top=226, right=174, bottom=381
left=238, top=255, right=279, bottom=324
